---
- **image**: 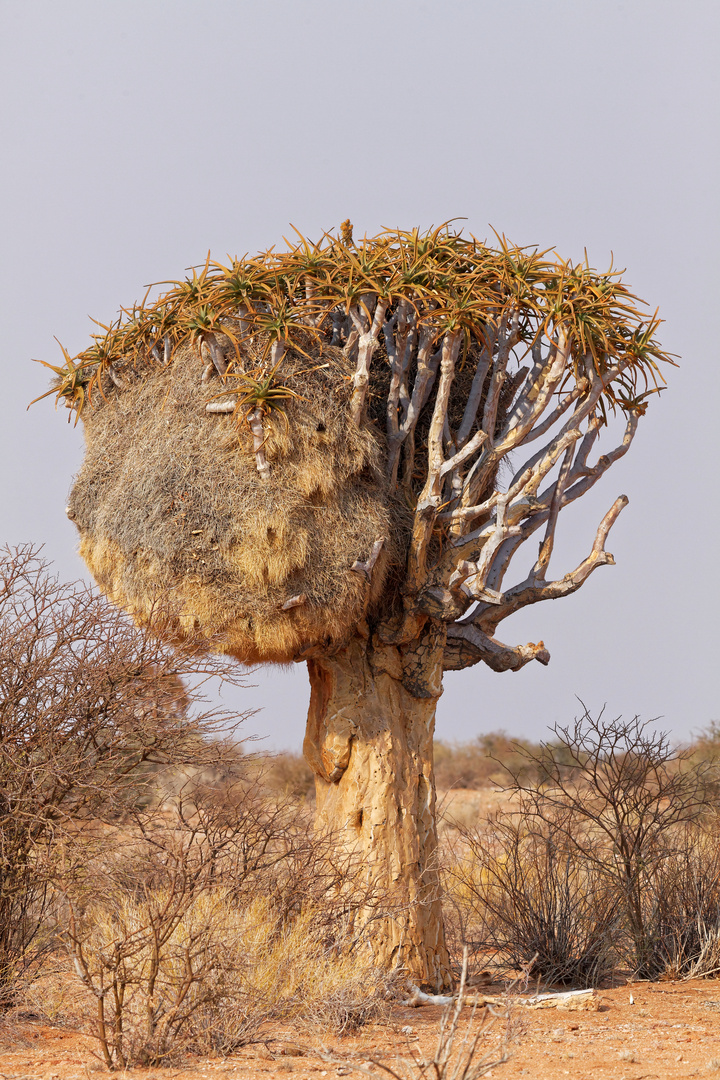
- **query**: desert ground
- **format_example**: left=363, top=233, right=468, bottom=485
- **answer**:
left=3, top=977, right=720, bottom=1080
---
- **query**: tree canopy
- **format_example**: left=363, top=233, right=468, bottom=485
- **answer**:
left=44, top=223, right=673, bottom=674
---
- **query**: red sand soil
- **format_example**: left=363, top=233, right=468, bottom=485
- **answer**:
left=3, top=978, right=720, bottom=1080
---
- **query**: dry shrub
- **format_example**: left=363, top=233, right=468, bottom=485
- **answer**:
left=48, top=777, right=392, bottom=1069
left=444, top=711, right=720, bottom=986
left=639, top=827, right=720, bottom=979
left=231, top=900, right=390, bottom=1034
left=63, top=888, right=390, bottom=1068
left=447, top=816, right=619, bottom=987
left=68, top=343, right=405, bottom=664
left=497, top=708, right=717, bottom=979
left=0, top=544, right=245, bottom=1005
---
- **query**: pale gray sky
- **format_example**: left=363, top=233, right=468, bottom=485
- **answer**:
left=2, top=0, right=718, bottom=749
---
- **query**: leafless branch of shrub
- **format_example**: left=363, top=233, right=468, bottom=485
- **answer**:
left=0, top=543, right=251, bottom=1004
left=63, top=879, right=274, bottom=1069
left=641, top=825, right=720, bottom=979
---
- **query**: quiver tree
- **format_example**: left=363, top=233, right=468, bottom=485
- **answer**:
left=42, top=223, right=671, bottom=989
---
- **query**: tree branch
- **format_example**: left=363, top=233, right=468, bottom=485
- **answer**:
left=481, top=308, right=519, bottom=438
left=281, top=594, right=307, bottom=610
left=443, top=623, right=550, bottom=672
left=350, top=537, right=386, bottom=582
left=247, top=408, right=271, bottom=480
left=456, top=341, right=492, bottom=447
left=406, top=330, right=462, bottom=593
left=532, top=442, right=575, bottom=581
left=472, top=494, right=629, bottom=635
left=387, top=322, right=440, bottom=488
left=349, top=296, right=388, bottom=426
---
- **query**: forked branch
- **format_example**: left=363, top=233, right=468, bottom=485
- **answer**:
left=471, top=494, right=629, bottom=636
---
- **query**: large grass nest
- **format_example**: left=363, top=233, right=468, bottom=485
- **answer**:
left=67, top=342, right=405, bottom=664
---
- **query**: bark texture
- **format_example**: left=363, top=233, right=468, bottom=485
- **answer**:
left=303, top=624, right=451, bottom=990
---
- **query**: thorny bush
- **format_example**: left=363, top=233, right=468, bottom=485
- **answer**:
left=60, top=783, right=395, bottom=1068
left=0, top=547, right=396, bottom=1068
left=0, top=543, right=245, bottom=1002
left=447, top=708, right=720, bottom=984
left=449, top=813, right=619, bottom=987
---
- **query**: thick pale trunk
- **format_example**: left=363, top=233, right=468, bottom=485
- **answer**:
left=303, top=625, right=451, bottom=990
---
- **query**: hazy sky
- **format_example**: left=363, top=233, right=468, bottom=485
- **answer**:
left=2, top=0, right=718, bottom=750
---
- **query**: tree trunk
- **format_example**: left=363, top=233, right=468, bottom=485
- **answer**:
left=303, top=623, right=451, bottom=990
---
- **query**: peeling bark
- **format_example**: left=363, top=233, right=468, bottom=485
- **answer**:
left=303, top=628, right=451, bottom=990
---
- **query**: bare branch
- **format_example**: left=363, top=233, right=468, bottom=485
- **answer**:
left=473, top=494, right=629, bottom=635
left=281, top=594, right=307, bottom=610
left=498, top=330, right=572, bottom=450
left=440, top=427, right=489, bottom=479
left=562, top=412, right=639, bottom=504
left=342, top=327, right=359, bottom=361
left=269, top=339, right=286, bottom=367
left=106, top=365, right=125, bottom=390
left=385, top=301, right=414, bottom=453
left=200, top=334, right=228, bottom=377
left=481, top=308, right=520, bottom=438
left=445, top=423, right=583, bottom=532
left=522, top=380, right=589, bottom=445
left=350, top=537, right=386, bottom=582
left=532, top=442, right=575, bottom=581
left=248, top=408, right=271, bottom=480
left=349, top=296, right=388, bottom=426
left=456, top=344, right=492, bottom=447
left=444, top=623, right=550, bottom=672
left=406, top=331, right=462, bottom=592
left=388, top=323, right=441, bottom=487
left=205, top=400, right=236, bottom=414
